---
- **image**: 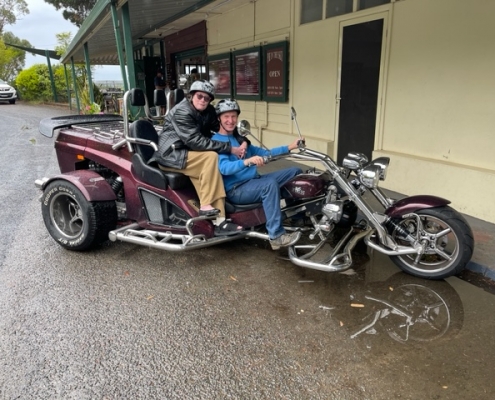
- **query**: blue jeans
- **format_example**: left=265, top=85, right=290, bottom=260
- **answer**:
left=227, top=167, right=302, bottom=239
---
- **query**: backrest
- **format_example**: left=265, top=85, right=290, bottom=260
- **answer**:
left=130, top=88, right=146, bottom=107
left=175, top=88, right=185, bottom=104
left=128, top=119, right=158, bottom=163
left=154, top=89, right=167, bottom=107
left=166, top=88, right=185, bottom=114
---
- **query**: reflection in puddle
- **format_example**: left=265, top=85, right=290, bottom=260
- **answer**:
left=297, top=251, right=472, bottom=349
left=343, top=273, right=463, bottom=344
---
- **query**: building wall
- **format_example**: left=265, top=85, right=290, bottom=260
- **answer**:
left=377, top=0, right=495, bottom=221
left=207, top=0, right=495, bottom=223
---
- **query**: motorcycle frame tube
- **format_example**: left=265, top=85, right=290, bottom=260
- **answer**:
left=289, top=149, right=397, bottom=249
left=108, top=222, right=251, bottom=251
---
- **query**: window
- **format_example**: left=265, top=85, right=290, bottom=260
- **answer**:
left=208, top=54, right=232, bottom=97
left=326, top=0, right=353, bottom=18
left=184, top=64, right=206, bottom=75
left=301, top=0, right=323, bottom=24
left=301, top=0, right=393, bottom=24
left=359, top=0, right=390, bottom=10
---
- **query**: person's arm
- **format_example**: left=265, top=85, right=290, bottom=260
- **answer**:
left=218, top=153, right=245, bottom=176
left=172, top=105, right=231, bottom=153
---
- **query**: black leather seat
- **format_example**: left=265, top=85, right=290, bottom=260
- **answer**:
left=128, top=119, right=191, bottom=190
left=225, top=201, right=262, bottom=214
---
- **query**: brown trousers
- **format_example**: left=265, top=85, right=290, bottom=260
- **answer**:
left=159, top=151, right=226, bottom=216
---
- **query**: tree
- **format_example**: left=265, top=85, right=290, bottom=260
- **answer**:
left=0, top=0, right=28, bottom=34
left=54, top=31, right=72, bottom=57
left=43, top=0, right=96, bottom=27
left=0, top=31, right=31, bottom=82
left=15, top=63, right=67, bottom=101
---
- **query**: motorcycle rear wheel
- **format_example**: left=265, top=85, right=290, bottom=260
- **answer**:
left=41, top=180, right=117, bottom=251
left=389, top=206, right=474, bottom=279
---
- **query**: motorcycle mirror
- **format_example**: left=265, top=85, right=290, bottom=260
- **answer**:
left=290, top=107, right=297, bottom=120
left=290, top=107, right=304, bottom=141
left=237, top=120, right=251, bottom=136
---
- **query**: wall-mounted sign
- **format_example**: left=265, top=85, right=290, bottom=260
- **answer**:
left=263, top=41, right=288, bottom=102
left=233, top=47, right=261, bottom=100
left=208, top=53, right=232, bottom=97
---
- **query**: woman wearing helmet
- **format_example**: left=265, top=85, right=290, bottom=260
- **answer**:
left=151, top=80, right=246, bottom=235
left=212, top=99, right=303, bottom=250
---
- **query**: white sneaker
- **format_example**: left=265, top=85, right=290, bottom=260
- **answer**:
left=269, top=231, right=301, bottom=250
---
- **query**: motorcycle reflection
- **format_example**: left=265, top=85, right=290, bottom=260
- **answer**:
left=328, top=272, right=464, bottom=345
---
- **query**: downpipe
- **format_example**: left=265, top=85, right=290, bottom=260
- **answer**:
left=288, top=226, right=423, bottom=272
left=363, top=230, right=423, bottom=256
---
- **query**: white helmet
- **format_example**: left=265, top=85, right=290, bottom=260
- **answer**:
left=189, top=79, right=215, bottom=100
left=215, top=99, right=241, bottom=116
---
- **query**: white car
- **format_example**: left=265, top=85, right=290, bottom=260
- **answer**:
left=0, top=79, right=17, bottom=104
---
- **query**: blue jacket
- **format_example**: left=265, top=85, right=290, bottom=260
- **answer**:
left=211, top=133, right=289, bottom=192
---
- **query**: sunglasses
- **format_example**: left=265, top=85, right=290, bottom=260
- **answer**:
left=195, top=93, right=211, bottom=102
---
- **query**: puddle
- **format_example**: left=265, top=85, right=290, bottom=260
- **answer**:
left=290, top=249, right=495, bottom=396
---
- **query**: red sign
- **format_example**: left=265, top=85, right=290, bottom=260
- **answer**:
left=265, top=47, right=284, bottom=97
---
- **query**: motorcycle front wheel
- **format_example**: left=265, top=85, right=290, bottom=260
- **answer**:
left=389, top=206, right=474, bottom=279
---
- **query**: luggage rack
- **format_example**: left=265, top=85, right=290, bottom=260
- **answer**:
left=74, top=120, right=126, bottom=140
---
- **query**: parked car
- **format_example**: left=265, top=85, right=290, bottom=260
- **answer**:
left=0, top=79, right=17, bottom=104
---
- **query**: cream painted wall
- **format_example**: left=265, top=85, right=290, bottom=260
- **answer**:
left=383, top=0, right=495, bottom=170
left=378, top=0, right=495, bottom=222
left=291, top=19, right=340, bottom=143
left=375, top=150, right=495, bottom=222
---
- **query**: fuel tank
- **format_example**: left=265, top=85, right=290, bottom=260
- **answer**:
left=281, top=173, right=328, bottom=199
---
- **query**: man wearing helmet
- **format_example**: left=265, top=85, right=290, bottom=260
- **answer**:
left=212, top=99, right=303, bottom=250
left=151, top=80, right=248, bottom=236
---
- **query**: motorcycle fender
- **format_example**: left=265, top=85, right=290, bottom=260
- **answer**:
left=385, top=195, right=450, bottom=218
left=41, top=170, right=116, bottom=202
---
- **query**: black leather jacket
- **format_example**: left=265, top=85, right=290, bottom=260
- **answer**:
left=150, top=99, right=231, bottom=169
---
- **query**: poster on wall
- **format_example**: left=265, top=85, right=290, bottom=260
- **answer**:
left=263, top=41, right=288, bottom=102
left=208, top=53, right=232, bottom=97
left=233, top=47, right=261, bottom=100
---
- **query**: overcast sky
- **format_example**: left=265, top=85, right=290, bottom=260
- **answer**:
left=6, top=0, right=122, bottom=81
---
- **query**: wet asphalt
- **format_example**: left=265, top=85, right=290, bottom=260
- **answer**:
left=0, top=102, right=494, bottom=399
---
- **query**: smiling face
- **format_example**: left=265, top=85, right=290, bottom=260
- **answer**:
left=218, top=111, right=239, bottom=134
left=191, top=91, right=212, bottom=111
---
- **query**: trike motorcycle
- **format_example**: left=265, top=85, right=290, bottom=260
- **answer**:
left=35, top=88, right=474, bottom=279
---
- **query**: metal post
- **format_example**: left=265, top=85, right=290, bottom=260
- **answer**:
left=160, top=40, right=166, bottom=80
left=63, top=64, right=72, bottom=110
left=71, top=57, right=81, bottom=113
left=84, top=42, right=95, bottom=104
left=110, top=0, right=129, bottom=91
left=45, top=50, right=58, bottom=102
left=121, top=2, right=137, bottom=89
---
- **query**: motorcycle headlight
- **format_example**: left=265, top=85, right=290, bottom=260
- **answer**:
left=342, top=152, right=368, bottom=170
left=359, top=164, right=381, bottom=189
left=342, top=157, right=361, bottom=170
left=370, top=157, right=390, bottom=181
